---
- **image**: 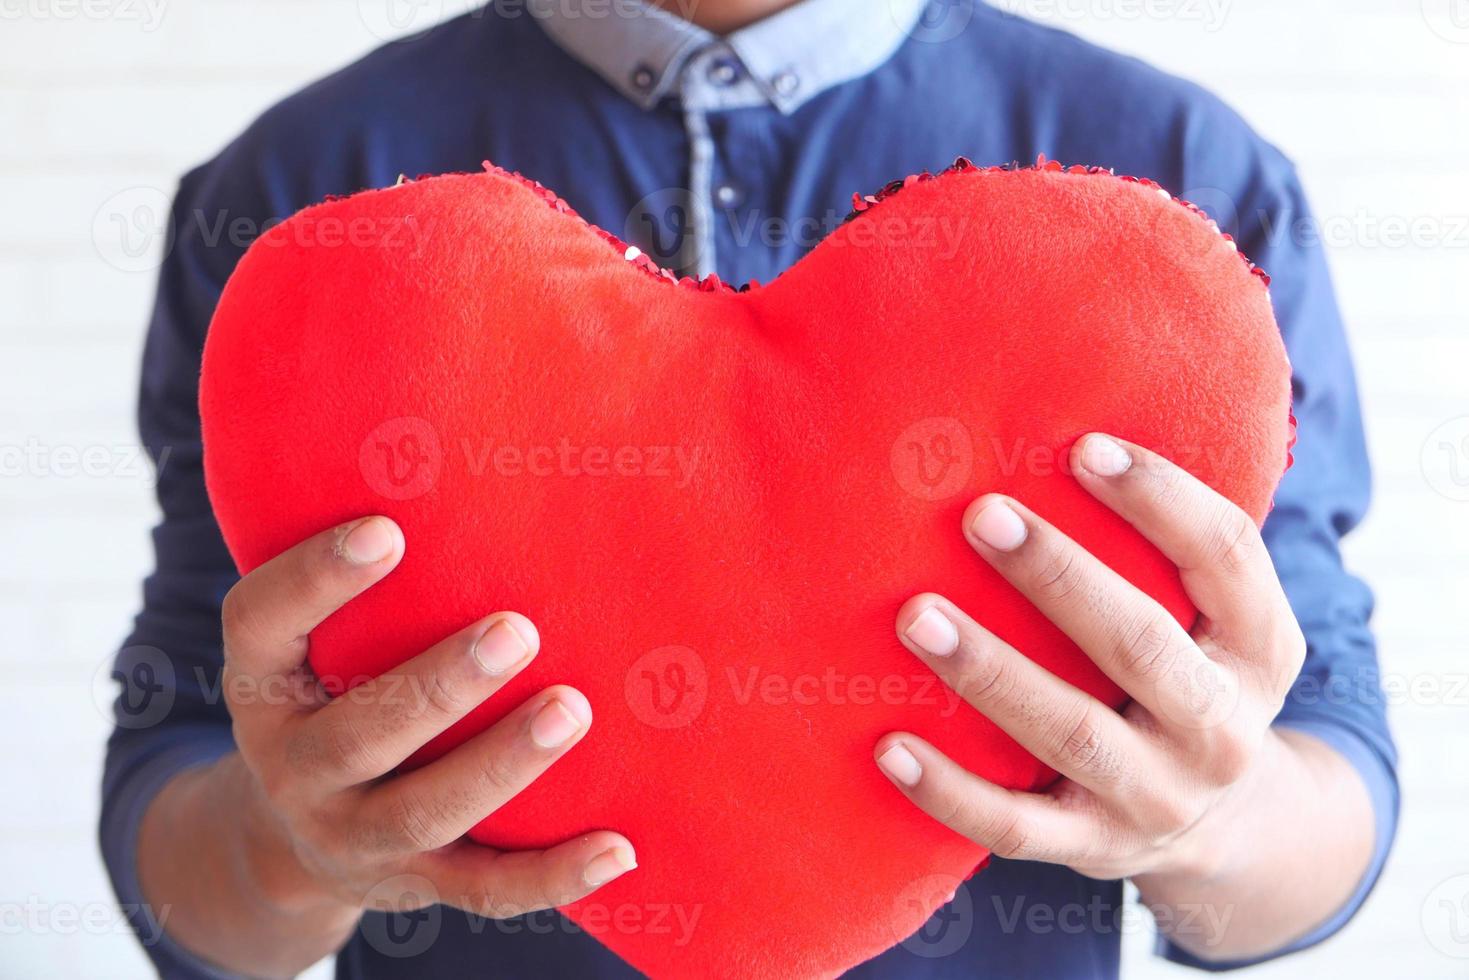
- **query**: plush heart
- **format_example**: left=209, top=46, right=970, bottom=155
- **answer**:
left=200, top=158, right=1291, bottom=978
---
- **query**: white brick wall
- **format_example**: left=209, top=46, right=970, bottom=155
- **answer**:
left=1, top=1, right=1466, bottom=977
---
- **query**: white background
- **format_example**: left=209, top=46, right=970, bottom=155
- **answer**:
left=1, top=1, right=1467, bottom=977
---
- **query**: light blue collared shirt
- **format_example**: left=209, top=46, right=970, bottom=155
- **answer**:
left=536, top=0, right=929, bottom=274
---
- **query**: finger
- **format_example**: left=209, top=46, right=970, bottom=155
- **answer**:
left=355, top=686, right=593, bottom=854
left=417, top=831, right=637, bottom=919
left=961, top=494, right=1215, bottom=711
left=1068, top=433, right=1290, bottom=636
left=221, top=517, right=405, bottom=692
left=896, top=594, right=1150, bottom=794
left=291, top=612, right=539, bottom=789
left=874, top=734, right=1100, bottom=865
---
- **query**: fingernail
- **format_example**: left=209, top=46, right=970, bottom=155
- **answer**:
left=877, top=743, right=922, bottom=787
left=473, top=620, right=531, bottom=675
left=904, top=606, right=959, bottom=657
left=339, top=518, right=395, bottom=564
left=1079, top=435, right=1132, bottom=477
left=584, top=845, right=638, bottom=886
left=530, top=697, right=584, bottom=749
left=971, top=500, right=1027, bottom=551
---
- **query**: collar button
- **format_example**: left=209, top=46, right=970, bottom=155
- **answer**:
left=630, top=63, right=657, bottom=92
left=771, top=71, right=799, bottom=97
left=708, top=57, right=742, bottom=86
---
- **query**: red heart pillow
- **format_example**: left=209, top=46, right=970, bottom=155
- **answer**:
left=200, top=158, right=1291, bottom=978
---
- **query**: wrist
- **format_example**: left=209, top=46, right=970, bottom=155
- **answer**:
left=218, top=755, right=360, bottom=922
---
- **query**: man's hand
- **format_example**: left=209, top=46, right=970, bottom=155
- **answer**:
left=874, top=432, right=1303, bottom=879
left=139, top=517, right=635, bottom=977
left=875, top=434, right=1372, bottom=957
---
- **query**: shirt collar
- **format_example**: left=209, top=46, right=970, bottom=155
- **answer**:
left=530, top=0, right=929, bottom=114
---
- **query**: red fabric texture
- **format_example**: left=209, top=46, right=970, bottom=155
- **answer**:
left=200, top=160, right=1292, bottom=978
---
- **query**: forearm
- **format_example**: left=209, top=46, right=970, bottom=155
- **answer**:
left=1134, top=727, right=1375, bottom=962
left=137, top=752, right=361, bottom=978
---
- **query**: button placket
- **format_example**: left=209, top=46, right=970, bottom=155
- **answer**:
left=675, top=47, right=781, bottom=279
left=679, top=94, right=717, bottom=279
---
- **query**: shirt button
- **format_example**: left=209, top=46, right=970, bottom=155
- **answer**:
left=714, top=183, right=743, bottom=208
left=708, top=57, right=741, bottom=86
left=630, top=63, right=657, bottom=92
left=771, top=71, right=799, bottom=96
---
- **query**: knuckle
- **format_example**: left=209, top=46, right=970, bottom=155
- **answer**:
left=283, top=729, right=322, bottom=778
left=317, top=714, right=387, bottom=780
left=420, top=670, right=472, bottom=719
left=1239, top=614, right=1307, bottom=715
left=1031, top=547, right=1085, bottom=604
left=1203, top=509, right=1260, bottom=575
left=523, top=873, right=577, bottom=913
left=219, top=585, right=259, bottom=649
left=380, top=791, right=447, bottom=854
left=222, top=667, right=252, bottom=717
left=477, top=752, right=523, bottom=797
left=987, top=810, right=1037, bottom=860
left=1202, top=727, right=1255, bottom=786
left=1145, top=792, right=1201, bottom=835
left=956, top=649, right=1011, bottom=706
left=1117, top=616, right=1182, bottom=680
left=285, top=550, right=338, bottom=612
left=1274, top=619, right=1308, bottom=683
left=254, top=766, right=298, bottom=813
left=1054, top=707, right=1113, bottom=779
left=312, top=821, right=362, bottom=867
left=227, top=714, right=254, bottom=756
left=932, top=790, right=986, bottom=839
left=1148, top=461, right=1190, bottom=513
left=464, top=870, right=559, bottom=920
left=463, top=882, right=524, bottom=920
left=1067, top=807, right=1122, bottom=865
